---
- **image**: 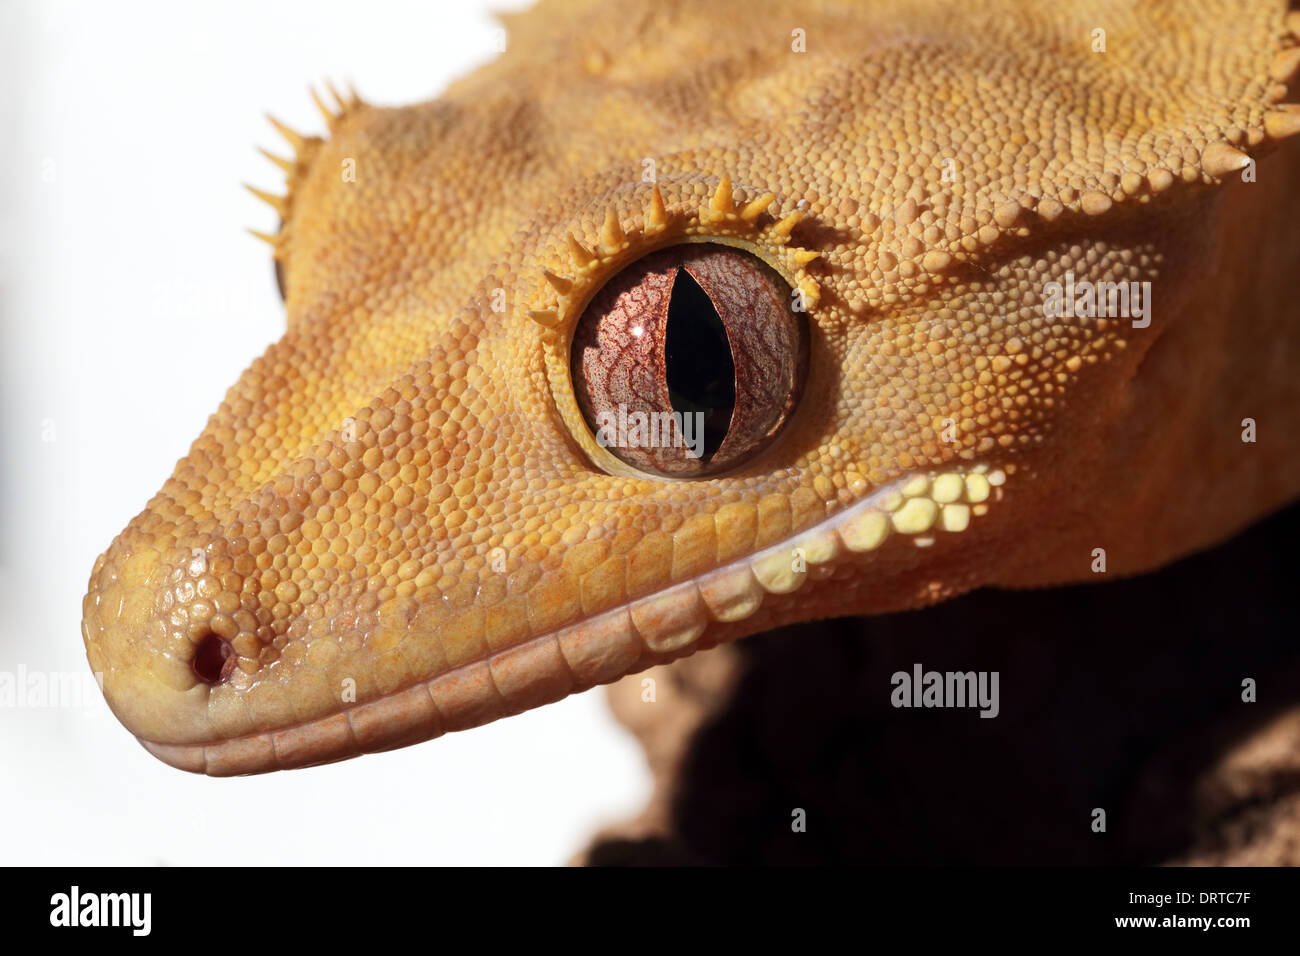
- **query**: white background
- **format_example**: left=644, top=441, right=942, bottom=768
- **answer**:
left=0, top=0, right=650, bottom=865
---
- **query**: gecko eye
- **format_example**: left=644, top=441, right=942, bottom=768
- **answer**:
left=570, top=244, right=808, bottom=477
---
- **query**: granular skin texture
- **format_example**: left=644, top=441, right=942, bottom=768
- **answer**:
left=82, top=0, right=1300, bottom=774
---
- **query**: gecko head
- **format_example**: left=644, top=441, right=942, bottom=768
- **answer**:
left=83, top=1, right=1299, bottom=773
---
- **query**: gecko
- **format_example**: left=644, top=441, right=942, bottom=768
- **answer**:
left=83, top=0, right=1300, bottom=774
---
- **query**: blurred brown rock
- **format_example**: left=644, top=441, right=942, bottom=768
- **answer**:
left=581, top=501, right=1300, bottom=866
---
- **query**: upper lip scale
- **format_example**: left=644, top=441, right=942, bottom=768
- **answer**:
left=133, top=464, right=1001, bottom=775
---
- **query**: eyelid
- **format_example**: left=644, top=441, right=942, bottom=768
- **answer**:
left=525, top=176, right=825, bottom=480
left=522, top=177, right=824, bottom=336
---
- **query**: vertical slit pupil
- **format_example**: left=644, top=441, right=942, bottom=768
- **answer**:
left=665, top=269, right=735, bottom=460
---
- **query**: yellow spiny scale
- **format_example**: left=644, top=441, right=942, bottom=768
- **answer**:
left=244, top=184, right=287, bottom=216
left=646, top=184, right=667, bottom=230
left=709, top=175, right=733, bottom=214
left=740, top=192, right=777, bottom=223
left=566, top=233, right=595, bottom=267
left=1264, top=105, right=1300, bottom=140
left=542, top=269, right=573, bottom=296
left=772, top=209, right=804, bottom=238
left=527, top=309, right=560, bottom=328
left=1271, top=47, right=1300, bottom=82
left=258, top=147, right=294, bottom=174
left=599, top=207, right=626, bottom=250
left=798, top=280, right=821, bottom=310
left=326, top=79, right=351, bottom=114
left=266, top=114, right=305, bottom=151
left=523, top=180, right=826, bottom=354
left=1201, top=142, right=1252, bottom=178
left=246, top=228, right=280, bottom=248
left=335, top=81, right=364, bottom=112
left=311, top=86, right=339, bottom=127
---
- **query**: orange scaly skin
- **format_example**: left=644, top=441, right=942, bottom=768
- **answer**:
left=84, top=0, right=1300, bottom=774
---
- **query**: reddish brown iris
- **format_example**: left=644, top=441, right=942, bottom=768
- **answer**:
left=571, top=244, right=808, bottom=477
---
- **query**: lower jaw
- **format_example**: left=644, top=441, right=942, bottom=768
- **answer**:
left=140, top=463, right=1005, bottom=776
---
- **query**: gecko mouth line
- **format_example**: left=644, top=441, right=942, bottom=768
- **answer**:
left=139, top=464, right=1006, bottom=775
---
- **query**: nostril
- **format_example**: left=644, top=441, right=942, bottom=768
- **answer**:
left=192, top=630, right=236, bottom=685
